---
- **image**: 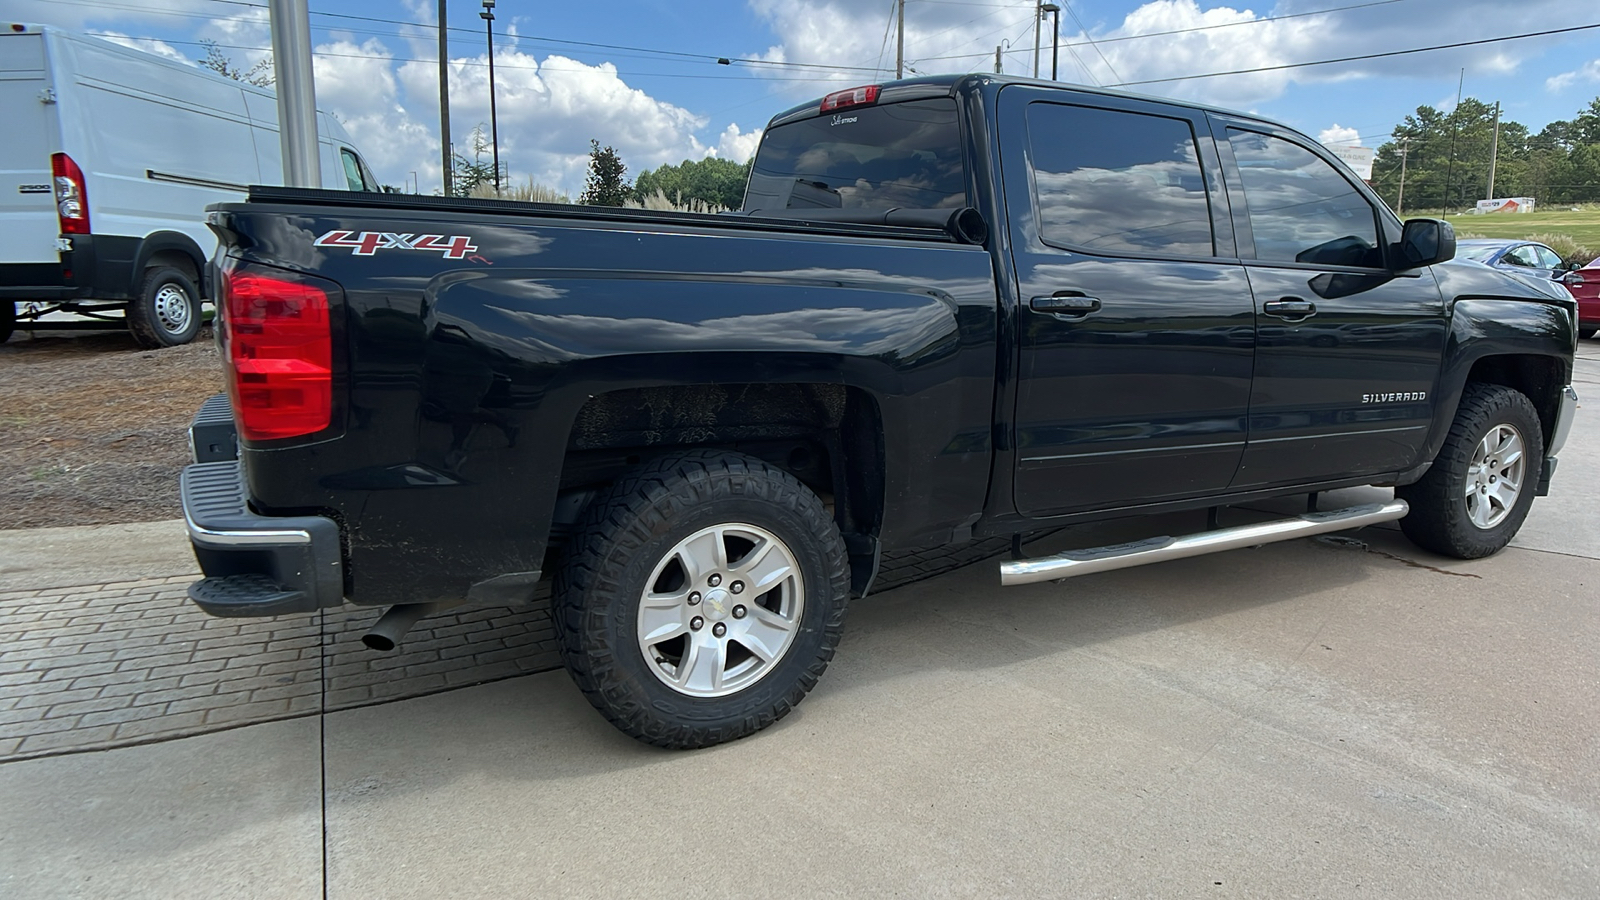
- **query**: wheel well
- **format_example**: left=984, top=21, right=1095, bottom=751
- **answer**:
left=1464, top=354, right=1565, bottom=448
left=145, top=250, right=200, bottom=285
left=553, top=382, right=886, bottom=566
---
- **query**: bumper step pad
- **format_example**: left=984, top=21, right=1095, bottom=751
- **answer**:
left=189, top=574, right=312, bottom=618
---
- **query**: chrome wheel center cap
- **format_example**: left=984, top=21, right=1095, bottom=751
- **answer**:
left=702, top=588, right=731, bottom=621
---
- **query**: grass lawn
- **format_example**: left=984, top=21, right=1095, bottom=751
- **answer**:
left=1433, top=206, right=1600, bottom=251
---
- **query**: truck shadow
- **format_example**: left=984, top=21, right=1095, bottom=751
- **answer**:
left=316, top=487, right=1484, bottom=800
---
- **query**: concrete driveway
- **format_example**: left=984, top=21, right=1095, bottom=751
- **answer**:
left=3, top=346, right=1597, bottom=898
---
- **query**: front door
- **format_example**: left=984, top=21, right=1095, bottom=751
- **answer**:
left=1214, top=120, right=1448, bottom=488
left=1001, top=89, right=1256, bottom=516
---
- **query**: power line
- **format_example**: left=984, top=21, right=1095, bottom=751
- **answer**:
left=1061, top=1, right=1120, bottom=83
left=913, top=0, right=1410, bottom=62
left=1112, top=22, right=1600, bottom=87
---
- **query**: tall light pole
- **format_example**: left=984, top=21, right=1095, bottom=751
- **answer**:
left=1041, top=3, right=1060, bottom=81
left=1396, top=137, right=1409, bottom=216
left=268, top=0, right=319, bottom=187
left=480, top=0, right=500, bottom=193
left=439, top=0, right=451, bottom=195
left=1486, top=100, right=1501, bottom=201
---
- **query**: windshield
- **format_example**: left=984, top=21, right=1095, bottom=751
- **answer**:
left=1457, top=244, right=1500, bottom=262
left=744, top=98, right=966, bottom=211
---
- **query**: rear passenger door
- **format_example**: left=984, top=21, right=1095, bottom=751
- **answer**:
left=1213, top=117, right=1448, bottom=488
left=1000, top=88, right=1256, bottom=516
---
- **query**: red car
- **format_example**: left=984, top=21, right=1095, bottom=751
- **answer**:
left=1564, top=261, right=1600, bottom=340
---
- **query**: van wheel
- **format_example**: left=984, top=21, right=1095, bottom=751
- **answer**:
left=128, top=266, right=202, bottom=348
left=1, top=301, right=13, bottom=344
left=1397, top=383, right=1543, bottom=559
left=555, top=451, right=850, bottom=749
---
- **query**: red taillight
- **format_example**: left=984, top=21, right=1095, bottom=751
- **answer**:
left=819, top=85, right=880, bottom=113
left=222, top=269, right=333, bottom=441
left=51, top=152, right=89, bottom=235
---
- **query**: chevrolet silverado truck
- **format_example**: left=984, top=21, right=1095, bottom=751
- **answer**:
left=181, top=75, right=1580, bottom=749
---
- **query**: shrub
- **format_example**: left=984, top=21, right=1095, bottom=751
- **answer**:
left=1526, top=233, right=1597, bottom=267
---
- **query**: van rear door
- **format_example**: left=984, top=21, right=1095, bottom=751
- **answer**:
left=0, top=31, right=60, bottom=266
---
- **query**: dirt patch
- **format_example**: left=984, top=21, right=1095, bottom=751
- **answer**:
left=0, top=328, right=224, bottom=529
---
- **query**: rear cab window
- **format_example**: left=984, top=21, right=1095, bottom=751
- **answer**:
left=744, top=98, right=967, bottom=211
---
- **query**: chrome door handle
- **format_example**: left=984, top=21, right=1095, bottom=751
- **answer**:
left=1031, top=294, right=1102, bottom=317
left=1263, top=298, right=1317, bottom=320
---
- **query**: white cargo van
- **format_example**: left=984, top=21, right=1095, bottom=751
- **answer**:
left=1, top=24, right=379, bottom=347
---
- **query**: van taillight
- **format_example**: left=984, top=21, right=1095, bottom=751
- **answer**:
left=221, top=270, right=334, bottom=441
left=51, top=152, right=89, bottom=235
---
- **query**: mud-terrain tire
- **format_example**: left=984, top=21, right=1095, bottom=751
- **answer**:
left=1397, top=383, right=1543, bottom=559
left=127, top=266, right=202, bottom=348
left=555, top=451, right=850, bottom=749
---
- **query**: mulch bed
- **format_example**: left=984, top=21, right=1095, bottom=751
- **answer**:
left=0, top=328, right=224, bottom=530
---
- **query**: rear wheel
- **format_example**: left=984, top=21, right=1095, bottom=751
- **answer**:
left=1397, top=383, right=1543, bottom=559
left=128, top=266, right=201, bottom=348
left=555, top=451, right=850, bottom=749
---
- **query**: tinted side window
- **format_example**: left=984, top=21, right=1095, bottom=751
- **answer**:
left=1227, top=130, right=1380, bottom=268
left=1027, top=104, right=1214, bottom=257
left=1503, top=246, right=1539, bottom=267
left=1534, top=246, right=1563, bottom=269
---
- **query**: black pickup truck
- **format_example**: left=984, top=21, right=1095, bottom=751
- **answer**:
left=182, top=75, right=1579, bottom=748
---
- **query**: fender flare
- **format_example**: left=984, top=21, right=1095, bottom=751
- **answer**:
left=131, top=231, right=209, bottom=297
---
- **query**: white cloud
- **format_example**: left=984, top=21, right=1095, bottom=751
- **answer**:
left=1318, top=124, right=1361, bottom=146
left=388, top=49, right=715, bottom=194
left=715, top=124, right=763, bottom=163
left=745, top=0, right=1600, bottom=110
left=1546, top=59, right=1600, bottom=92
left=95, top=31, right=193, bottom=65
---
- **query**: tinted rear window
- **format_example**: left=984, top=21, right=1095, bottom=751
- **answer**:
left=744, top=99, right=966, bottom=211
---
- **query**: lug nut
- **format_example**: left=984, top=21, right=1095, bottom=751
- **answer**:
left=690, top=616, right=704, bottom=631
left=732, top=605, right=747, bottom=619
left=712, top=623, right=727, bottom=638
left=730, top=581, right=744, bottom=594
left=688, top=591, right=701, bottom=605
left=707, top=574, right=722, bottom=587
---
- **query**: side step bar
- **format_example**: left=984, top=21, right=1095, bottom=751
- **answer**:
left=1000, top=500, right=1409, bottom=586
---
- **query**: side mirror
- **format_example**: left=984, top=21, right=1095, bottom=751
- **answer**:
left=1396, top=218, right=1456, bottom=269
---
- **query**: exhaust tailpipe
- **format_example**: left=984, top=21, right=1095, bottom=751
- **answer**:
left=362, top=603, right=437, bottom=652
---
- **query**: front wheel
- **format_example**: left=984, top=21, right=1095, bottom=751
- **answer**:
left=555, top=451, right=850, bottom=749
left=127, top=266, right=202, bottom=348
left=1397, top=383, right=1543, bottom=559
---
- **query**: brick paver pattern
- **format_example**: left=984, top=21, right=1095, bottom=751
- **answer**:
left=0, top=534, right=1021, bottom=763
left=0, top=575, right=561, bottom=762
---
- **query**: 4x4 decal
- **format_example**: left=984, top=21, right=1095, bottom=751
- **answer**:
left=314, top=230, right=479, bottom=260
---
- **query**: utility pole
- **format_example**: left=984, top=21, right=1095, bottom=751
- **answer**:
left=1042, top=3, right=1060, bottom=81
left=268, top=0, right=320, bottom=187
left=438, top=0, right=451, bottom=196
left=1396, top=137, right=1409, bottom=215
left=481, top=0, right=500, bottom=193
left=1032, top=0, right=1042, bottom=78
left=895, top=0, right=904, bottom=79
left=1486, top=100, right=1501, bottom=201
left=995, top=44, right=1003, bottom=74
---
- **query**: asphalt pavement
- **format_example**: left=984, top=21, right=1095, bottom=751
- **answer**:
left=1, top=346, right=1596, bottom=898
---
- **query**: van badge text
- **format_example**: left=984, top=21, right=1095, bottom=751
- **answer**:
left=314, top=230, right=479, bottom=260
left=17, top=184, right=50, bottom=194
left=1362, top=391, right=1427, bottom=404
left=830, top=114, right=858, bottom=126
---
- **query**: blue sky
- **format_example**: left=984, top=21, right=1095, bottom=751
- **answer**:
left=12, top=0, right=1600, bottom=195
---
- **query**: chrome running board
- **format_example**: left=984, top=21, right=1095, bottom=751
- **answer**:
left=1000, top=500, right=1409, bottom=586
